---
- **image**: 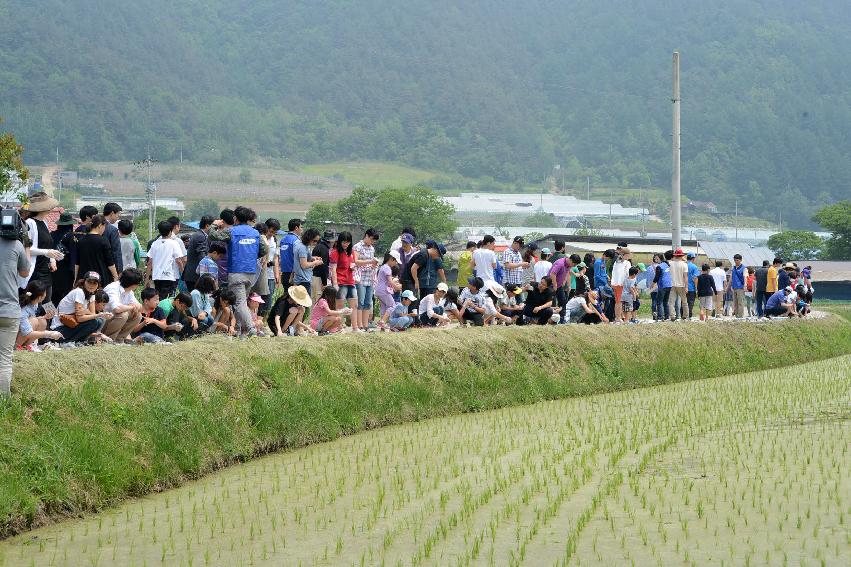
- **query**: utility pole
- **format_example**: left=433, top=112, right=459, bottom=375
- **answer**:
left=56, top=147, right=62, bottom=202
left=734, top=199, right=738, bottom=241
left=609, top=187, right=613, bottom=231
left=134, top=155, right=158, bottom=240
left=587, top=176, right=591, bottom=200
left=671, top=51, right=682, bottom=249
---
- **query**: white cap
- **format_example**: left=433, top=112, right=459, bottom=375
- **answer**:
left=389, top=250, right=401, bottom=263
left=437, top=282, right=449, bottom=292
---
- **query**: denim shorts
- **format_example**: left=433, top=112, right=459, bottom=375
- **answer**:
left=337, top=284, right=357, bottom=300
left=356, top=283, right=374, bottom=310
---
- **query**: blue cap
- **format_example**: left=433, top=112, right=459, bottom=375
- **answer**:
left=401, top=290, right=416, bottom=301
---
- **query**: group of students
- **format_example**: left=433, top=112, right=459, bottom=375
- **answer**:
left=13, top=197, right=817, bottom=351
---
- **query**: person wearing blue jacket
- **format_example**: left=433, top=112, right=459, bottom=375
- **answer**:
left=654, top=250, right=673, bottom=321
left=279, top=218, right=302, bottom=295
left=686, top=252, right=700, bottom=319
left=209, top=206, right=268, bottom=337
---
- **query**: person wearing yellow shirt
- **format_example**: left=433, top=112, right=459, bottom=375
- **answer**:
left=456, top=241, right=476, bottom=288
left=766, top=257, right=781, bottom=294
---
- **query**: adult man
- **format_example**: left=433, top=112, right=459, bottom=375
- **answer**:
left=709, top=261, right=727, bottom=318
left=102, top=268, right=144, bottom=342
left=410, top=240, right=447, bottom=298
left=533, top=248, right=553, bottom=283
left=779, top=262, right=793, bottom=291
left=472, top=235, right=497, bottom=283
left=390, top=227, right=416, bottom=255
left=727, top=253, right=748, bottom=318
left=753, top=260, right=770, bottom=318
left=611, top=248, right=632, bottom=322
left=501, top=236, right=528, bottom=286
left=594, top=249, right=613, bottom=290
left=765, top=286, right=798, bottom=318
left=212, top=209, right=235, bottom=289
left=279, top=218, right=302, bottom=294
left=183, top=215, right=213, bottom=291
left=548, top=254, right=573, bottom=323
left=311, top=229, right=334, bottom=303
left=146, top=220, right=186, bottom=299
left=102, top=202, right=124, bottom=272
left=0, top=225, right=31, bottom=395
left=654, top=251, right=673, bottom=321
left=209, top=206, right=268, bottom=336
left=668, top=248, right=689, bottom=321
left=397, top=233, right=418, bottom=294
left=293, top=228, right=323, bottom=297
left=766, top=257, right=781, bottom=299
left=686, top=252, right=700, bottom=319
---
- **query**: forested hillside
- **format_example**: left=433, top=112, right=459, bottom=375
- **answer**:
left=1, top=0, right=850, bottom=226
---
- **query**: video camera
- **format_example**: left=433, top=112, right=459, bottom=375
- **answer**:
left=0, top=207, right=26, bottom=242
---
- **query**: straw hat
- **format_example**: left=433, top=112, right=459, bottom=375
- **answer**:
left=27, top=192, right=60, bottom=213
left=486, top=281, right=506, bottom=299
left=287, top=285, right=313, bottom=307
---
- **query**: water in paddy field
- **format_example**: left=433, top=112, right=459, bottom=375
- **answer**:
left=2, top=356, right=849, bottom=566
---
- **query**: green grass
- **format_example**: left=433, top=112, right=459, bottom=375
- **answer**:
left=1, top=316, right=849, bottom=538
left=301, top=161, right=441, bottom=188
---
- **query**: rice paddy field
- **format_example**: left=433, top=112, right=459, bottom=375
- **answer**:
left=2, top=355, right=848, bottom=566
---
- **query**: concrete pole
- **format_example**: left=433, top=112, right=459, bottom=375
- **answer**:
left=672, top=52, right=682, bottom=249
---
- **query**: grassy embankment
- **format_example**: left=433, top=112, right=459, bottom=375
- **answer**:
left=1, top=313, right=850, bottom=538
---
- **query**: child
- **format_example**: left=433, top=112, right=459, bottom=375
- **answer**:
left=212, top=288, right=237, bottom=335
left=117, top=219, right=141, bottom=270
left=442, top=287, right=463, bottom=324
left=165, top=293, right=198, bottom=340
left=498, top=283, right=525, bottom=323
left=16, top=281, right=63, bottom=349
left=310, top=285, right=350, bottom=334
left=247, top=293, right=267, bottom=336
left=697, top=263, right=717, bottom=322
left=621, top=267, right=640, bottom=323
left=190, top=274, right=217, bottom=331
left=131, top=288, right=179, bottom=344
left=388, top=290, right=417, bottom=330
left=484, top=281, right=513, bottom=325
left=89, top=289, right=114, bottom=344
left=376, top=251, right=402, bottom=327
left=267, top=285, right=313, bottom=336
left=418, top=282, right=451, bottom=327
left=196, top=241, right=226, bottom=282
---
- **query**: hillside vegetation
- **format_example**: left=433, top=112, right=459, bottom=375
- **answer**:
left=2, top=1, right=850, bottom=227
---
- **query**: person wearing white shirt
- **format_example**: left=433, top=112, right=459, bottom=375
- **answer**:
left=610, top=250, right=632, bottom=322
left=102, top=268, right=144, bottom=341
left=533, top=248, right=553, bottom=283
left=417, top=282, right=451, bottom=326
left=709, top=261, right=727, bottom=318
left=146, top=221, right=187, bottom=299
left=472, top=235, right=498, bottom=283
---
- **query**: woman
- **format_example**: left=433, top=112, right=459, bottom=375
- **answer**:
left=329, top=231, right=358, bottom=327
left=21, top=193, right=64, bottom=298
left=647, top=253, right=662, bottom=321
left=50, top=212, right=77, bottom=304
left=51, top=272, right=113, bottom=343
left=190, top=274, right=217, bottom=331
left=75, top=215, right=118, bottom=285
left=375, top=251, right=401, bottom=326
left=352, top=228, right=380, bottom=332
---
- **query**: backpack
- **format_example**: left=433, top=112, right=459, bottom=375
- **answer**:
left=493, top=259, right=504, bottom=284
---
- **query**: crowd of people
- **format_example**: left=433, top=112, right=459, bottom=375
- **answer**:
left=6, top=195, right=817, bottom=357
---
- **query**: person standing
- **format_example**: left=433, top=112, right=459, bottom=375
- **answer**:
left=310, top=229, right=333, bottom=304
left=212, top=209, right=235, bottom=290
left=352, top=228, right=380, bottom=331
left=75, top=215, right=119, bottom=285
left=686, top=252, right=700, bottom=320
left=260, top=219, right=281, bottom=314
left=456, top=241, right=477, bottom=289
left=183, top=215, right=213, bottom=291
left=293, top=228, right=323, bottom=297
left=0, top=225, right=31, bottom=395
left=21, top=193, right=64, bottom=300
left=50, top=212, right=76, bottom=304
left=754, top=260, right=770, bottom=319
left=209, top=206, right=268, bottom=337
left=279, top=218, right=302, bottom=296
left=410, top=240, right=447, bottom=298
left=594, top=249, right=614, bottom=290
left=396, top=233, right=418, bottom=294
left=654, top=251, right=673, bottom=321
left=646, top=254, right=661, bottom=320
left=102, top=202, right=124, bottom=273
left=727, top=254, right=747, bottom=318
left=709, top=261, right=727, bottom=318
left=472, top=235, right=497, bottom=283
left=610, top=248, right=631, bottom=322
left=146, top=221, right=187, bottom=299
left=501, top=236, right=528, bottom=288
left=667, top=248, right=688, bottom=321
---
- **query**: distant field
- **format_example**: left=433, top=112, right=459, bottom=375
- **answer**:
left=301, top=160, right=443, bottom=188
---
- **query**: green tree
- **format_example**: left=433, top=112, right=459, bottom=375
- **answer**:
left=0, top=118, right=28, bottom=192
left=304, top=202, right=342, bottom=228
left=766, top=231, right=824, bottom=261
left=524, top=209, right=559, bottom=228
left=362, top=186, right=456, bottom=252
left=812, top=201, right=851, bottom=260
left=187, top=199, right=220, bottom=220
left=336, top=187, right=380, bottom=225
left=133, top=206, right=179, bottom=245
left=239, top=168, right=252, bottom=184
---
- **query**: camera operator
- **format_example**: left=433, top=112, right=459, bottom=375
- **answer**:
left=0, top=210, right=31, bottom=396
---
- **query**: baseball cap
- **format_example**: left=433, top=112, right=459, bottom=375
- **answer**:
left=400, top=290, right=416, bottom=301
left=541, top=247, right=551, bottom=255
left=436, top=282, right=449, bottom=292
left=322, top=230, right=336, bottom=240
left=784, top=286, right=794, bottom=293
left=437, top=244, right=447, bottom=257
left=83, top=271, right=101, bottom=282
left=637, top=262, right=646, bottom=270
left=617, top=241, right=628, bottom=249
left=513, top=236, right=524, bottom=246
left=673, top=248, right=686, bottom=256
left=401, top=233, right=415, bottom=244
left=686, top=252, right=696, bottom=259
left=527, top=242, right=539, bottom=251
left=389, top=250, right=401, bottom=263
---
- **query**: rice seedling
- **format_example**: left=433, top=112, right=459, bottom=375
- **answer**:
left=0, top=355, right=848, bottom=565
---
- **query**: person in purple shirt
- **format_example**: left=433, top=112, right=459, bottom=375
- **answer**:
left=548, top=255, right=573, bottom=323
